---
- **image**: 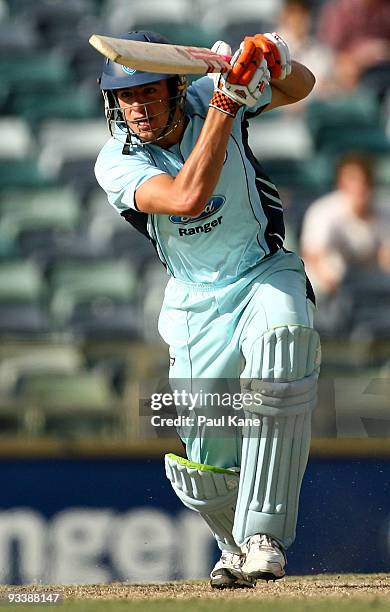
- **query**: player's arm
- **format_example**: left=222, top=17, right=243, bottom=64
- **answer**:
left=134, top=109, right=234, bottom=217
left=300, top=205, right=343, bottom=294
left=265, top=60, right=316, bottom=111
left=135, top=39, right=270, bottom=218
left=249, top=33, right=315, bottom=112
left=301, top=248, right=343, bottom=294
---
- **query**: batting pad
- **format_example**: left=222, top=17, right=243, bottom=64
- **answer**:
left=233, top=325, right=320, bottom=549
left=165, top=453, right=241, bottom=553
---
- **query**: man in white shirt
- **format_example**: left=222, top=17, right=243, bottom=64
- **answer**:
left=301, top=153, right=390, bottom=297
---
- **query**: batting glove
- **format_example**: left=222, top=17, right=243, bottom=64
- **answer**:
left=209, top=37, right=270, bottom=117
left=253, top=32, right=292, bottom=80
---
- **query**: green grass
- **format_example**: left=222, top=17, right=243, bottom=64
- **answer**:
left=0, top=575, right=388, bottom=612
left=0, top=599, right=389, bottom=612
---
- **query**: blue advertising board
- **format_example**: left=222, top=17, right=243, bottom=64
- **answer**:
left=0, top=457, right=388, bottom=583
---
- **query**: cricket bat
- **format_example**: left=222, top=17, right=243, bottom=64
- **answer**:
left=89, top=34, right=232, bottom=74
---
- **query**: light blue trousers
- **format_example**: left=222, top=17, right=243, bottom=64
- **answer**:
left=158, top=250, right=315, bottom=469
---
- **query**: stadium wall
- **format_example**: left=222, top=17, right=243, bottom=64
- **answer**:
left=0, top=441, right=389, bottom=584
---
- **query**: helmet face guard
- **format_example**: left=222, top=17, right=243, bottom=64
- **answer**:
left=99, top=31, right=187, bottom=147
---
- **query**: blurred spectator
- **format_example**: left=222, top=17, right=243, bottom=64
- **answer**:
left=300, top=153, right=390, bottom=330
left=277, top=0, right=334, bottom=99
left=318, top=0, right=390, bottom=96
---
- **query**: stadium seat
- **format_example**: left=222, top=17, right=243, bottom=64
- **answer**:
left=12, top=86, right=100, bottom=124
left=0, top=19, right=39, bottom=54
left=49, top=259, right=137, bottom=325
left=0, top=343, right=84, bottom=394
left=88, top=190, right=156, bottom=268
left=19, top=0, right=99, bottom=47
left=88, top=189, right=130, bottom=238
left=37, top=121, right=107, bottom=199
left=13, top=369, right=121, bottom=438
left=0, top=53, right=70, bottom=88
left=0, top=303, right=49, bottom=336
left=59, top=159, right=101, bottom=202
left=248, top=113, right=314, bottom=160
left=140, top=261, right=169, bottom=342
left=376, top=156, right=390, bottom=187
left=115, top=22, right=220, bottom=49
left=0, top=260, right=49, bottom=335
left=346, top=271, right=390, bottom=341
left=103, top=0, right=193, bottom=34
left=200, top=0, right=280, bottom=27
left=0, top=261, right=43, bottom=303
left=198, top=0, right=281, bottom=21
left=0, top=0, right=8, bottom=20
left=0, top=160, right=55, bottom=188
left=315, top=126, right=390, bottom=157
left=20, top=230, right=110, bottom=266
left=306, top=92, right=384, bottom=153
left=200, top=0, right=280, bottom=49
left=0, top=187, right=81, bottom=240
left=0, top=395, right=22, bottom=435
left=15, top=369, right=115, bottom=409
left=109, top=227, right=156, bottom=269
left=260, top=155, right=334, bottom=194
left=61, top=36, right=108, bottom=89
left=6, top=0, right=38, bottom=15
left=69, top=301, right=141, bottom=340
left=0, top=237, right=19, bottom=259
left=359, top=61, right=390, bottom=104
left=0, top=118, right=34, bottom=159
left=38, top=120, right=108, bottom=174
left=0, top=81, right=9, bottom=114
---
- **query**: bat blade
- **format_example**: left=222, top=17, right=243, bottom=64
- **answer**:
left=89, top=34, right=231, bottom=74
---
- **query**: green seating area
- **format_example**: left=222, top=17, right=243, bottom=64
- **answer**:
left=0, top=0, right=389, bottom=440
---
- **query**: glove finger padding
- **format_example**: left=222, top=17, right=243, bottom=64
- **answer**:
left=208, top=40, right=232, bottom=89
left=253, top=35, right=282, bottom=79
left=264, top=32, right=291, bottom=80
left=210, top=40, right=232, bottom=57
left=228, top=39, right=263, bottom=85
left=214, top=42, right=270, bottom=108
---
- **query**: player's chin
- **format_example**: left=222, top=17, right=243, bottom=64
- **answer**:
left=136, top=125, right=165, bottom=143
left=130, top=121, right=155, bottom=138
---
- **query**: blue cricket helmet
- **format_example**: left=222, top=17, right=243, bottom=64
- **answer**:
left=99, top=30, right=177, bottom=91
left=98, top=30, right=187, bottom=146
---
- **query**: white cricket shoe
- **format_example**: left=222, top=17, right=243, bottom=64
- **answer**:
left=241, top=534, right=286, bottom=581
left=210, top=552, right=256, bottom=589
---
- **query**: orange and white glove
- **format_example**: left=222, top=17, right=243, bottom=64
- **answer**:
left=253, top=32, right=292, bottom=80
left=209, top=37, right=270, bottom=117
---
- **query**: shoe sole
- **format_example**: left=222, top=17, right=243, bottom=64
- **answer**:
left=210, top=579, right=256, bottom=589
left=210, top=569, right=256, bottom=589
left=210, top=575, right=236, bottom=589
left=245, top=570, right=285, bottom=582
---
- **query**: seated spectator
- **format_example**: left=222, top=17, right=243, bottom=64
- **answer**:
left=300, top=153, right=390, bottom=332
left=277, top=0, right=334, bottom=100
left=318, top=0, right=390, bottom=94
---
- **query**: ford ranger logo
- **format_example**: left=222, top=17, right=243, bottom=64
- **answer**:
left=169, top=196, right=226, bottom=224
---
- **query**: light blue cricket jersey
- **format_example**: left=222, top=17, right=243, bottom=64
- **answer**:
left=95, top=77, right=286, bottom=284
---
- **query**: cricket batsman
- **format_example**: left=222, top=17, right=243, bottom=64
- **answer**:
left=94, top=30, right=321, bottom=588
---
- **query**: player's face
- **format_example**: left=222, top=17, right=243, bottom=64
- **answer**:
left=338, top=163, right=373, bottom=217
left=117, top=80, right=172, bottom=142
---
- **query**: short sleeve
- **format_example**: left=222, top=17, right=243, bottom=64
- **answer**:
left=300, top=200, right=337, bottom=253
left=95, top=142, right=167, bottom=213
